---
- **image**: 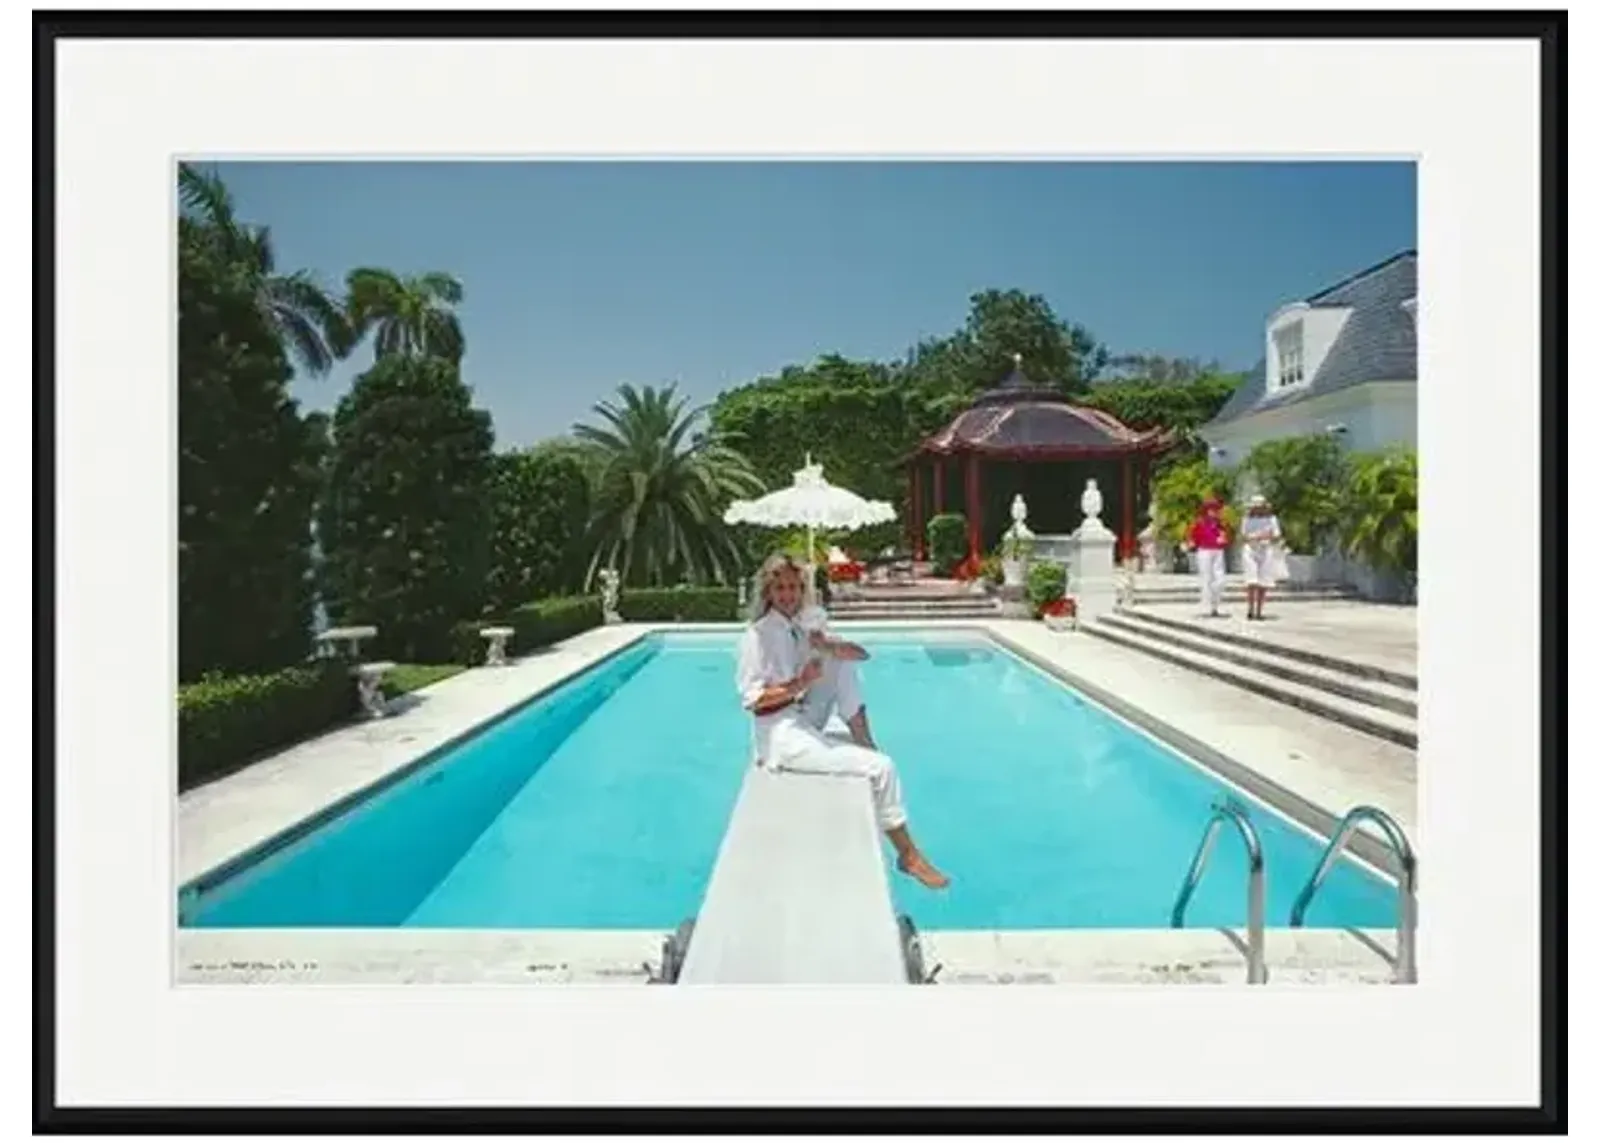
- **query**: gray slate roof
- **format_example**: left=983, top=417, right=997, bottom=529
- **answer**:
left=1207, top=250, right=1417, bottom=427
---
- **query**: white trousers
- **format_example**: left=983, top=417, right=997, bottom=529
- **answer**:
left=1195, top=548, right=1227, bottom=613
left=798, top=654, right=864, bottom=728
left=766, top=657, right=906, bottom=832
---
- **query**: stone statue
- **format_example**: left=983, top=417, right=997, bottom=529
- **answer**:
left=1138, top=496, right=1161, bottom=571
left=1011, top=493, right=1028, bottom=527
left=1081, top=479, right=1104, bottom=523
left=598, top=567, right=621, bottom=624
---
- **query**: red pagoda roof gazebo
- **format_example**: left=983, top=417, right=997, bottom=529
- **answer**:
left=903, top=355, right=1178, bottom=563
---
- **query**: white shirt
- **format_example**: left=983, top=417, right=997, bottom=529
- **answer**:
left=1241, top=513, right=1281, bottom=544
left=735, top=608, right=811, bottom=763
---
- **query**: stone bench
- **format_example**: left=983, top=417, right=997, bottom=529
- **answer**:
left=478, top=626, right=516, bottom=667
left=677, top=761, right=908, bottom=985
left=352, top=660, right=397, bottom=719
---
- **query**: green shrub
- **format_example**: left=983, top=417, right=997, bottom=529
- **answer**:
left=451, top=595, right=606, bottom=665
left=619, top=585, right=739, bottom=622
left=926, top=512, right=968, bottom=575
left=1243, top=434, right=1350, bottom=554
left=1151, top=458, right=1240, bottom=547
left=1026, top=560, right=1067, bottom=615
left=1341, top=446, right=1417, bottom=576
left=450, top=620, right=494, bottom=667
left=178, top=662, right=358, bottom=791
left=979, top=553, right=1004, bottom=586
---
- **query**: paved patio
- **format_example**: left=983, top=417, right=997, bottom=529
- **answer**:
left=1128, top=598, right=1417, bottom=679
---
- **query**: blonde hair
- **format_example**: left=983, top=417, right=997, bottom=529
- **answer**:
left=747, top=552, right=806, bottom=623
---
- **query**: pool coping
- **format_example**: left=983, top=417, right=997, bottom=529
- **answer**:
left=173, top=925, right=1407, bottom=986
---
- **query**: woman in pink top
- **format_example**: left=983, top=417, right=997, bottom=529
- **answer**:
left=1186, top=497, right=1230, bottom=617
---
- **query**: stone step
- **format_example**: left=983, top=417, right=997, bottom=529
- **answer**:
left=826, top=607, right=1003, bottom=621
left=1096, top=612, right=1417, bottom=719
left=836, top=588, right=985, bottom=603
left=1120, top=608, right=1417, bottom=691
left=1082, top=619, right=1417, bottom=749
left=1129, top=587, right=1358, bottom=604
left=832, top=592, right=992, bottom=611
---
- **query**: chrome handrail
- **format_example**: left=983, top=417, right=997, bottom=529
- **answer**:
left=1171, top=797, right=1267, bottom=984
left=1289, top=805, right=1417, bottom=984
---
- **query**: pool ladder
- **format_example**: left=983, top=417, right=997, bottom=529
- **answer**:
left=1172, top=800, right=1420, bottom=986
left=1171, top=797, right=1268, bottom=983
left=1291, top=805, right=1418, bottom=984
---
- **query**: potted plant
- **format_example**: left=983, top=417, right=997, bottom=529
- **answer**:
left=952, top=552, right=988, bottom=594
left=1027, top=561, right=1073, bottom=629
left=978, top=553, right=1005, bottom=589
left=1040, top=596, right=1078, bottom=631
left=926, top=513, right=967, bottom=578
left=1001, top=529, right=1032, bottom=588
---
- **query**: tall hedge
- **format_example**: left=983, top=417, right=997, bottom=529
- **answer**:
left=926, top=512, right=968, bottom=575
left=179, top=662, right=357, bottom=790
left=1078, top=373, right=1242, bottom=434
left=451, top=596, right=605, bottom=666
left=709, top=358, right=956, bottom=509
left=318, top=355, right=496, bottom=662
left=485, top=448, right=591, bottom=613
left=618, top=585, right=739, bottom=622
left=177, top=223, right=324, bottom=681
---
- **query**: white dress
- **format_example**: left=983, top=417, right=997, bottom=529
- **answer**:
left=735, top=609, right=906, bottom=831
left=1239, top=514, right=1285, bottom=587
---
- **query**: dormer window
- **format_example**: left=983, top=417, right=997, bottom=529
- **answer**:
left=1272, top=321, right=1306, bottom=390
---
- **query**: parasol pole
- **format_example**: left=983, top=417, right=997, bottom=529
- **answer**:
left=803, top=452, right=819, bottom=608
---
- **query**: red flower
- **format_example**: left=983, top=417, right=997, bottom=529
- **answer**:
left=1041, top=597, right=1076, bottom=618
left=953, top=554, right=983, bottom=581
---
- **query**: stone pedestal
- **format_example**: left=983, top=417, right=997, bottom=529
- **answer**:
left=1031, top=534, right=1075, bottom=566
left=1071, top=518, right=1119, bottom=621
left=997, top=582, right=1031, bottom=618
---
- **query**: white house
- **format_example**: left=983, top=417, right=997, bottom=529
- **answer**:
left=1198, top=250, right=1416, bottom=596
left=1201, top=250, right=1417, bottom=467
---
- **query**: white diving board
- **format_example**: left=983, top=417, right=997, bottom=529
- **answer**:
left=677, top=761, right=909, bottom=985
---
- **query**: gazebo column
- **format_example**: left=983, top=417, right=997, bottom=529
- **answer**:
left=910, top=463, right=925, bottom=560
left=965, top=453, right=983, bottom=561
left=1120, top=454, right=1135, bottom=562
left=932, top=458, right=945, bottom=516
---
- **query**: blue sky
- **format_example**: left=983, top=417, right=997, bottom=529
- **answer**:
left=215, top=160, right=1416, bottom=449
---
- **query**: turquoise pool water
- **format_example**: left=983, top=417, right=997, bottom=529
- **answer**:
left=180, top=630, right=1397, bottom=930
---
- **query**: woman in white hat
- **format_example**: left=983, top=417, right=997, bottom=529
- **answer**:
left=1238, top=494, right=1284, bottom=621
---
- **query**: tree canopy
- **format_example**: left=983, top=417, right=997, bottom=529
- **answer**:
left=177, top=164, right=337, bottom=681
left=317, top=355, right=497, bottom=661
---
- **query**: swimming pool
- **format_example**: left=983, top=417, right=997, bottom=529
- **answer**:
left=180, top=630, right=1398, bottom=930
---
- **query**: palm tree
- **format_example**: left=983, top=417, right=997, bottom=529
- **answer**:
left=177, top=163, right=351, bottom=375
left=574, top=383, right=766, bottom=588
left=344, top=267, right=466, bottom=363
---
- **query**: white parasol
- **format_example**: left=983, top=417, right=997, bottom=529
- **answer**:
left=724, top=454, right=897, bottom=603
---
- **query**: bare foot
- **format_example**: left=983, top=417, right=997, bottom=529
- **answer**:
left=897, top=854, right=951, bottom=890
